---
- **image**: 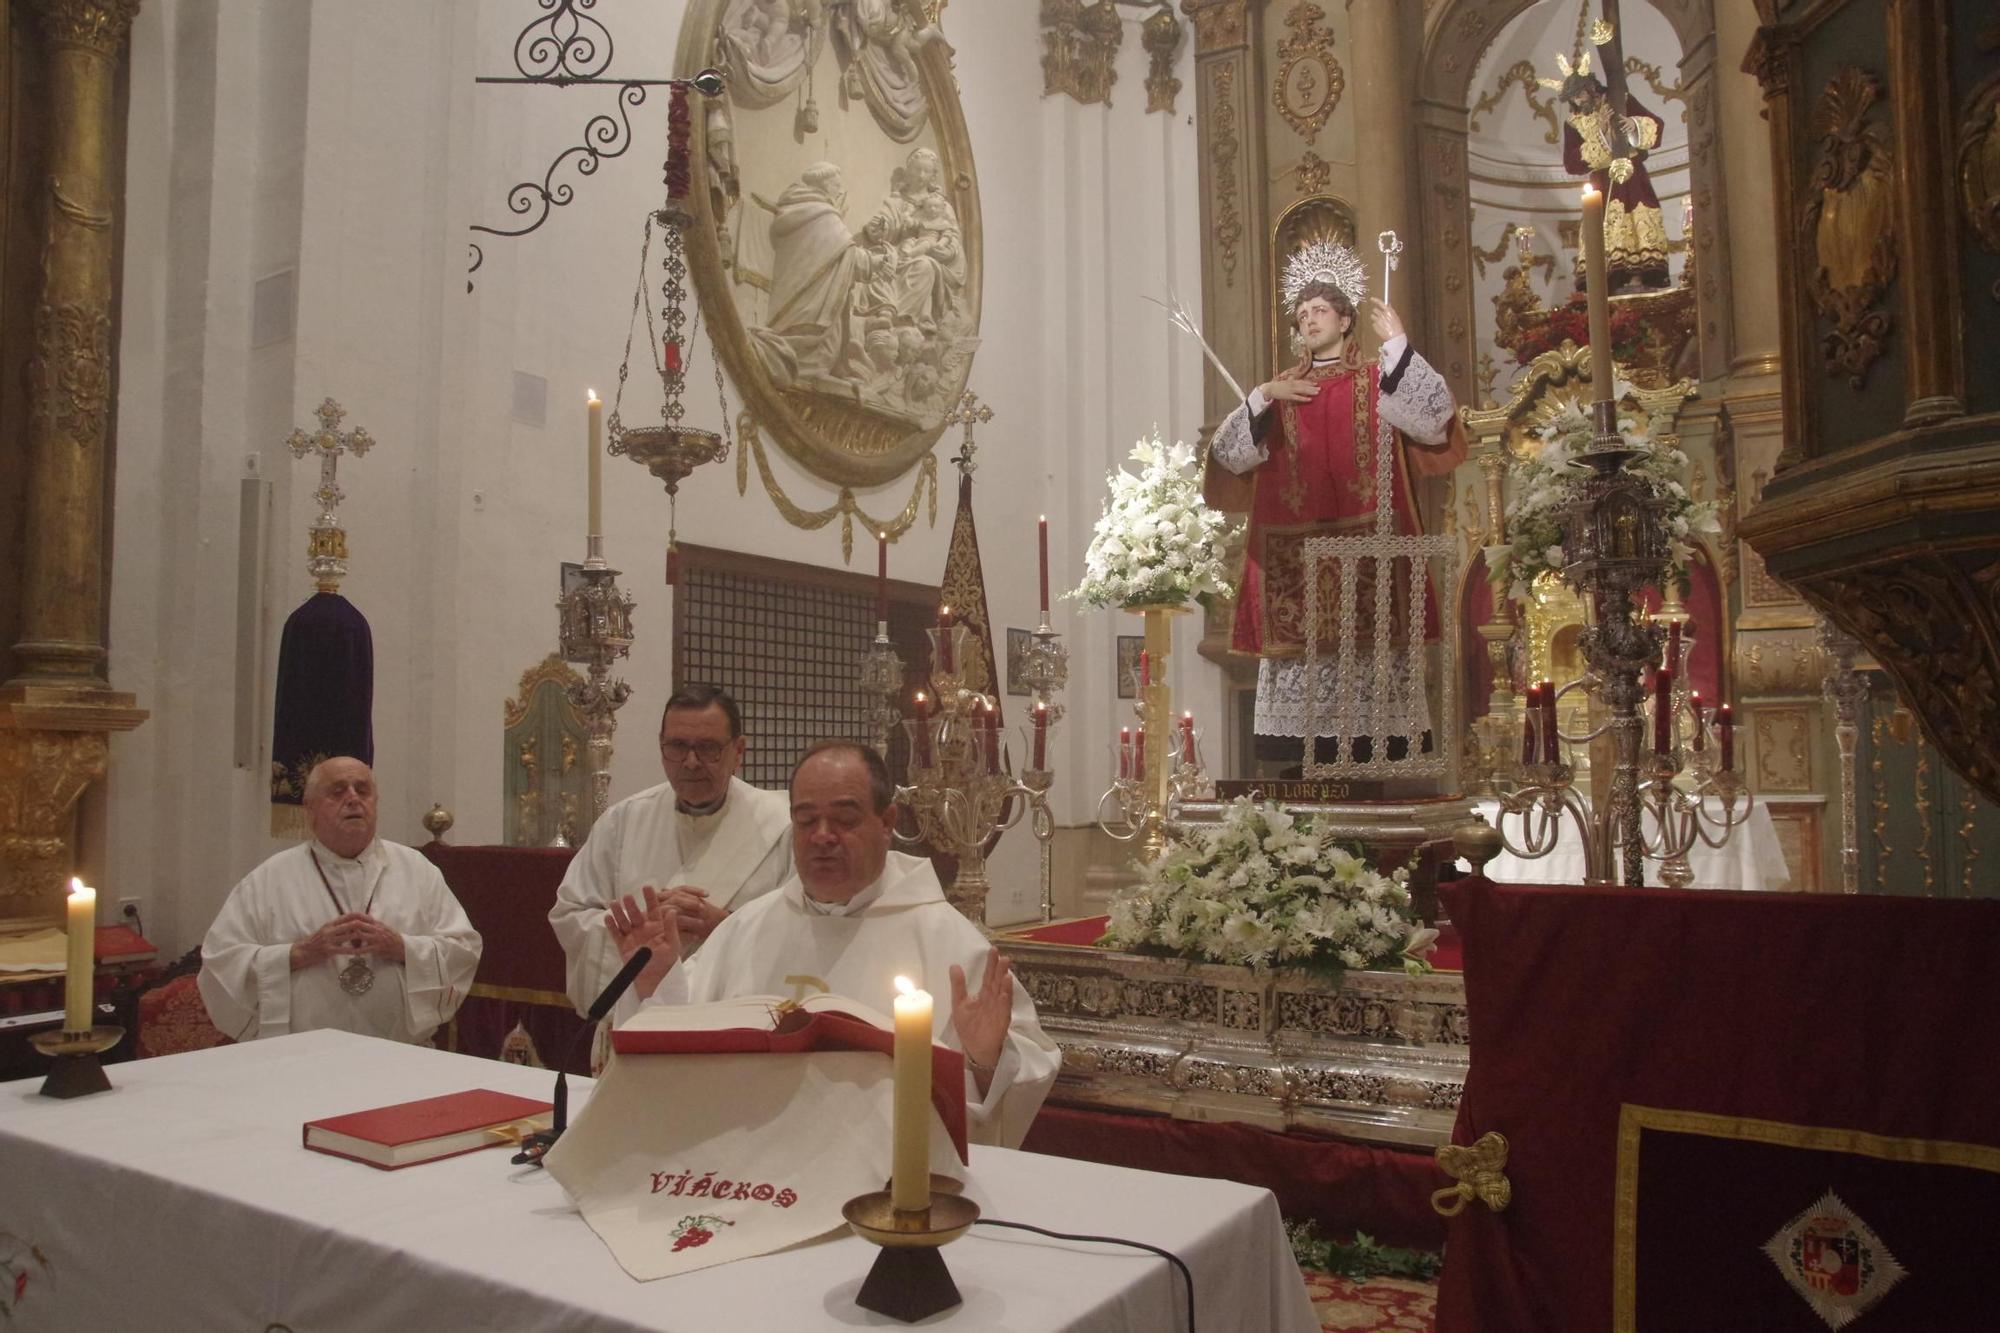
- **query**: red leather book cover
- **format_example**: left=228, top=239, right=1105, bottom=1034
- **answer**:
left=303, top=1088, right=551, bottom=1170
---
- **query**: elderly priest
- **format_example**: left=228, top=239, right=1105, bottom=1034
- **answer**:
left=604, top=742, right=1060, bottom=1147
left=550, top=684, right=791, bottom=1031
left=199, top=756, right=481, bottom=1044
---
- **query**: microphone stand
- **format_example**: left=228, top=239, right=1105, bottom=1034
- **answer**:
left=513, top=945, right=653, bottom=1166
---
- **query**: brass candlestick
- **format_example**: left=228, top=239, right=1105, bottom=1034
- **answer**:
left=30, top=1025, right=123, bottom=1099
left=842, top=1180, right=980, bottom=1323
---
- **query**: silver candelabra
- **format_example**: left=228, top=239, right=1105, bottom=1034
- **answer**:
left=558, top=535, right=635, bottom=824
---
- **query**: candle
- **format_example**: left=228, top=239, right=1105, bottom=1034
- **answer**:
left=913, top=692, right=933, bottom=768
left=1581, top=185, right=1614, bottom=401
left=585, top=390, right=603, bottom=539
left=65, top=878, right=95, bottom=1032
left=983, top=702, right=1000, bottom=774
left=1717, top=704, right=1734, bottom=770
left=1119, top=727, right=1131, bottom=779
left=1032, top=700, right=1048, bottom=771
left=1666, top=620, right=1682, bottom=672
left=876, top=533, right=889, bottom=629
left=1134, top=727, right=1146, bottom=781
left=1688, top=690, right=1706, bottom=751
left=1181, top=711, right=1196, bottom=766
left=1654, top=668, right=1674, bottom=756
left=1139, top=650, right=1149, bottom=690
left=890, top=976, right=934, bottom=1213
left=1522, top=685, right=1540, bottom=766
left=1037, top=515, right=1050, bottom=624
left=936, top=605, right=954, bottom=674
left=1540, top=681, right=1559, bottom=764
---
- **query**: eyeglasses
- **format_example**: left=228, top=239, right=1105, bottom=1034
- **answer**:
left=661, top=740, right=730, bottom=763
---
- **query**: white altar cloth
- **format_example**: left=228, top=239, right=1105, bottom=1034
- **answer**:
left=1472, top=797, right=1791, bottom=890
left=0, top=1030, right=1316, bottom=1332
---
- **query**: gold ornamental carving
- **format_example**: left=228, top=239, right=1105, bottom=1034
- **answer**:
left=28, top=302, right=113, bottom=448
left=1273, top=3, right=1343, bottom=146
left=1958, top=73, right=2000, bottom=301
left=1295, top=150, right=1330, bottom=196
left=29, top=0, right=140, bottom=52
left=1041, top=0, right=1122, bottom=107
left=1182, top=0, right=1246, bottom=54
left=736, top=413, right=939, bottom=560
left=1468, top=60, right=1560, bottom=144
left=1811, top=557, right=2000, bottom=808
left=1141, top=9, right=1184, bottom=115
left=1209, top=62, right=1244, bottom=287
left=678, top=0, right=981, bottom=489
left=1800, top=67, right=1898, bottom=389
left=0, top=729, right=107, bottom=915
left=1751, top=706, right=1813, bottom=794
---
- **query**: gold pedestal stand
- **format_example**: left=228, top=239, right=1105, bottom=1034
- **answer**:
left=29, top=1025, right=123, bottom=1099
left=842, top=1180, right=980, bottom=1323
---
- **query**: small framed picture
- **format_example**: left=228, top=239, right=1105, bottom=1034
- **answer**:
left=559, top=561, right=585, bottom=597
left=1005, top=628, right=1033, bottom=697
left=1116, top=635, right=1144, bottom=699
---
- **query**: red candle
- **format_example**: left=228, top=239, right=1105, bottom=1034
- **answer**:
left=1180, top=711, right=1196, bottom=765
left=983, top=702, right=1000, bottom=774
left=1133, top=727, right=1146, bottom=780
left=1717, top=704, right=1734, bottom=770
left=1688, top=690, right=1705, bottom=751
left=876, top=533, right=889, bottom=627
left=1522, top=685, right=1540, bottom=765
left=1119, top=727, right=1131, bottom=779
left=1666, top=619, right=1682, bottom=672
left=1032, top=701, right=1048, bottom=770
left=1540, top=681, right=1559, bottom=764
left=1139, top=650, right=1149, bottom=690
left=1654, top=668, right=1674, bottom=756
left=936, top=605, right=954, bottom=673
left=913, top=692, right=933, bottom=768
left=1037, top=515, right=1050, bottom=623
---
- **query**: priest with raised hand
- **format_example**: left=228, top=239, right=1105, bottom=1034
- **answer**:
left=198, top=756, right=481, bottom=1044
left=549, top=684, right=791, bottom=1035
left=603, top=741, right=1060, bottom=1148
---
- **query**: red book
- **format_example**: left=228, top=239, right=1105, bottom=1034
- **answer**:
left=304, top=1088, right=552, bottom=1170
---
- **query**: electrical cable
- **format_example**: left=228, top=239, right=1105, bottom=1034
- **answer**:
left=972, top=1218, right=1194, bottom=1333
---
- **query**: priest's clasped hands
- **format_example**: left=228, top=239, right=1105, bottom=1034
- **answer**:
left=288, top=912, right=405, bottom=971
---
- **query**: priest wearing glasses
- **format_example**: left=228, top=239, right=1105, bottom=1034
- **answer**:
left=550, top=684, right=792, bottom=1036
left=199, top=757, right=481, bottom=1044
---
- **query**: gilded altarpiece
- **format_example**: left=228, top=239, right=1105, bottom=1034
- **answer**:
left=502, top=655, right=591, bottom=849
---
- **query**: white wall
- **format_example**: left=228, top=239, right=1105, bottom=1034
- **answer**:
left=104, top=0, right=1210, bottom=950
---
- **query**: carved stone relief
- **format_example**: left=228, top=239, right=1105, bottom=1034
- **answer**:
left=1800, top=67, right=1898, bottom=388
left=1209, top=62, right=1245, bottom=288
left=1272, top=2, right=1344, bottom=145
left=1752, top=704, right=1814, bottom=793
left=1959, top=73, right=2000, bottom=302
left=1041, top=0, right=1123, bottom=107
left=1141, top=9, right=1184, bottom=114
left=1182, top=0, right=1246, bottom=54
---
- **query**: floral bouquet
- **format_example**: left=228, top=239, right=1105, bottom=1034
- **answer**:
left=1101, top=797, right=1436, bottom=980
left=1483, top=395, right=1719, bottom=604
left=1067, top=430, right=1239, bottom=610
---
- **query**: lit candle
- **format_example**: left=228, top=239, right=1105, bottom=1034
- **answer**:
left=913, top=692, right=933, bottom=768
left=1654, top=668, right=1674, bottom=756
left=983, top=701, right=1000, bottom=775
left=1522, top=685, right=1541, bottom=766
left=1717, top=703, right=1734, bottom=770
left=936, top=605, right=954, bottom=674
left=65, top=878, right=95, bottom=1033
left=876, top=532, right=889, bottom=630
left=890, top=975, right=934, bottom=1213
left=1032, top=700, right=1048, bottom=771
left=1688, top=690, right=1706, bottom=751
left=1037, top=515, right=1050, bottom=625
left=586, top=390, right=603, bottom=540
left=1540, top=681, right=1559, bottom=764
left=1119, top=727, right=1131, bottom=779
left=1181, top=711, right=1196, bottom=766
left=1581, top=185, right=1614, bottom=401
left=1666, top=619, right=1683, bottom=672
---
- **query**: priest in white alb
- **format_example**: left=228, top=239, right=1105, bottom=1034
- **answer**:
left=549, top=684, right=791, bottom=1031
left=603, top=741, right=1060, bottom=1148
left=198, top=756, right=481, bottom=1044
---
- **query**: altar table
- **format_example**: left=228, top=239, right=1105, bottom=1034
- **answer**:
left=0, top=1030, right=1316, bottom=1332
left=1473, top=797, right=1791, bottom=890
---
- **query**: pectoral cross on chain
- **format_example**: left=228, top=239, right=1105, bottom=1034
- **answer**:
left=285, top=397, right=375, bottom=592
left=943, top=389, right=994, bottom=478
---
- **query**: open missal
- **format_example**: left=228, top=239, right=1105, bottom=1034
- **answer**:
left=304, top=1088, right=552, bottom=1170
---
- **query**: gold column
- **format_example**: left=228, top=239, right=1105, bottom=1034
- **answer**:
left=1346, top=0, right=1415, bottom=342
left=1, top=0, right=147, bottom=927
left=1744, top=24, right=1812, bottom=468
left=1884, top=0, right=1964, bottom=426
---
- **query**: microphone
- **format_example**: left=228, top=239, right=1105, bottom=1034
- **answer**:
left=513, top=946, right=653, bottom=1167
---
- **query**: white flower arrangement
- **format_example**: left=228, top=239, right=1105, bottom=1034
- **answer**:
left=1482, top=395, right=1720, bottom=604
left=1101, top=797, right=1437, bottom=978
left=1067, top=430, right=1240, bottom=611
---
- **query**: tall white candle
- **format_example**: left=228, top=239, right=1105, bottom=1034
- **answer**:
left=586, top=390, right=603, bottom=539
left=890, top=975, right=933, bottom=1212
left=65, top=878, right=95, bottom=1033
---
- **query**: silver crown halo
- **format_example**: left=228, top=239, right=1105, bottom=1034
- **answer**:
left=1280, top=239, right=1368, bottom=310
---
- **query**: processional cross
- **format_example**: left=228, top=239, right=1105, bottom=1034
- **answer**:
left=285, top=398, right=375, bottom=592
left=942, top=389, right=993, bottom=476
